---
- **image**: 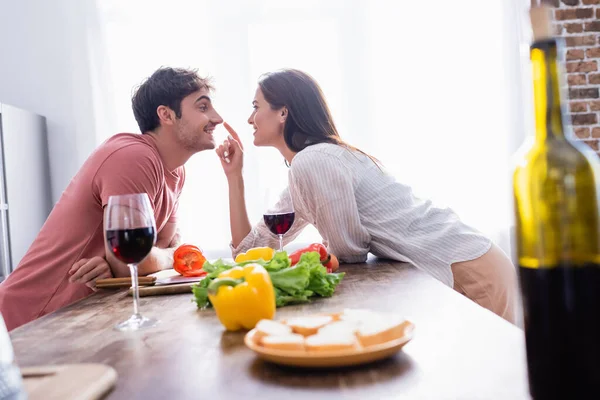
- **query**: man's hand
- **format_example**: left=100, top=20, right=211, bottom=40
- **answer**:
left=69, top=256, right=113, bottom=290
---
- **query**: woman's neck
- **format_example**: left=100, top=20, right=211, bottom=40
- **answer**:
left=278, top=146, right=296, bottom=165
left=275, top=137, right=296, bottom=165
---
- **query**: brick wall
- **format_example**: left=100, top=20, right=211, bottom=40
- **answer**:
left=551, top=0, right=600, bottom=151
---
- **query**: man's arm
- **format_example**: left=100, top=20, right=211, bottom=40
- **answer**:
left=103, top=207, right=179, bottom=277
left=158, top=222, right=181, bottom=248
left=93, top=143, right=183, bottom=277
left=104, top=243, right=176, bottom=277
left=70, top=224, right=181, bottom=284
left=168, top=227, right=182, bottom=248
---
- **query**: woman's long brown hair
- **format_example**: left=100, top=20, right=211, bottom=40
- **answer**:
left=258, top=69, right=380, bottom=166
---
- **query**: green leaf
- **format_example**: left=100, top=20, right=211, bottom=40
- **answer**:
left=325, top=272, right=345, bottom=287
left=297, top=251, right=321, bottom=267
left=269, top=264, right=311, bottom=295
left=192, top=277, right=212, bottom=309
left=263, top=251, right=291, bottom=272
left=202, top=258, right=235, bottom=276
left=296, top=251, right=345, bottom=298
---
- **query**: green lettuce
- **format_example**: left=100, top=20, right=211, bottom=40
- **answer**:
left=192, top=250, right=345, bottom=309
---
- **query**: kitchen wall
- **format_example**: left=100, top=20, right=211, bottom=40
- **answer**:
left=553, top=0, right=600, bottom=151
left=0, top=0, right=114, bottom=203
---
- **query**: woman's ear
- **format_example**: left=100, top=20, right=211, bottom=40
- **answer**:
left=280, top=107, right=288, bottom=123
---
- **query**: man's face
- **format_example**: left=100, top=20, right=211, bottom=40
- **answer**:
left=174, top=88, right=223, bottom=152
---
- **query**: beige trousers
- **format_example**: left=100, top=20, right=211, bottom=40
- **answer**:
left=451, top=243, right=518, bottom=324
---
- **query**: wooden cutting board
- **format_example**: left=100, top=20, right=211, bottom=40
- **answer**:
left=21, top=363, right=117, bottom=400
left=128, top=282, right=196, bottom=297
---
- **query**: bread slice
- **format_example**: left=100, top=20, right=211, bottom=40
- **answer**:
left=318, top=320, right=359, bottom=336
left=261, top=334, right=306, bottom=351
left=355, top=318, right=412, bottom=348
left=339, top=308, right=381, bottom=324
left=286, top=315, right=333, bottom=336
left=325, top=312, right=342, bottom=321
left=305, top=332, right=359, bottom=352
left=253, top=319, right=292, bottom=344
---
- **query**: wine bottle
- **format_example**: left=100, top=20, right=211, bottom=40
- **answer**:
left=513, top=6, right=600, bottom=399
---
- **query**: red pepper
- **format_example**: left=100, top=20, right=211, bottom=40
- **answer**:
left=289, top=243, right=327, bottom=265
left=323, top=254, right=339, bottom=273
left=173, top=244, right=207, bottom=277
left=289, top=243, right=328, bottom=266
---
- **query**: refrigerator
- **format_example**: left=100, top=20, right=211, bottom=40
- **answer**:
left=0, top=103, right=52, bottom=281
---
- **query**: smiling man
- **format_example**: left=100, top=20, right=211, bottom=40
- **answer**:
left=0, top=67, right=223, bottom=330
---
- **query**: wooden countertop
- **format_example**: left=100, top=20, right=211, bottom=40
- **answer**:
left=10, top=259, right=530, bottom=399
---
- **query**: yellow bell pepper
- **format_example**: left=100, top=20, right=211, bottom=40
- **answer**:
left=234, top=247, right=275, bottom=263
left=207, top=263, right=276, bottom=331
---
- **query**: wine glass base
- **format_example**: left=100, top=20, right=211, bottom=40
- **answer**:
left=114, top=314, right=158, bottom=332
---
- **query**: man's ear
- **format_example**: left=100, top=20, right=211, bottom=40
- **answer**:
left=157, top=105, right=176, bottom=126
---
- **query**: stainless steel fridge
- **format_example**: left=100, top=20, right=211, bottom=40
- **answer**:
left=0, top=103, right=52, bottom=281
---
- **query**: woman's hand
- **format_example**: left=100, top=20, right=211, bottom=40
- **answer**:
left=216, top=122, right=244, bottom=180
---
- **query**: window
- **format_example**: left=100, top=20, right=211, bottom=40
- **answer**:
left=96, top=0, right=527, bottom=256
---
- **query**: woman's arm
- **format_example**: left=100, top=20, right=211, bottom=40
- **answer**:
left=230, top=186, right=309, bottom=256
left=215, top=122, right=253, bottom=248
left=226, top=174, right=253, bottom=248
left=216, top=123, right=308, bottom=256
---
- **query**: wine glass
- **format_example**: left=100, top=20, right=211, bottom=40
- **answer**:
left=262, top=189, right=295, bottom=252
left=105, top=193, right=157, bottom=331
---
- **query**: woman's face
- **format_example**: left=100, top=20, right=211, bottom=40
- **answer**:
left=247, top=87, right=286, bottom=147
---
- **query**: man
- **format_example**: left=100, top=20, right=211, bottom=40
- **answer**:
left=0, top=67, right=223, bottom=330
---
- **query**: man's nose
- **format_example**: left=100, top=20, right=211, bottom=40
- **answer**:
left=212, top=111, right=224, bottom=124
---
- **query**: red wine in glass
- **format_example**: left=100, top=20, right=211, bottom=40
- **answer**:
left=105, top=193, right=157, bottom=332
left=264, top=212, right=295, bottom=251
left=106, top=227, right=156, bottom=264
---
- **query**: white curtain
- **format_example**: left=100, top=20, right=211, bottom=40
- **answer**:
left=94, top=0, right=532, bottom=259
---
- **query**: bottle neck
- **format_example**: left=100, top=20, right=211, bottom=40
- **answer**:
left=531, top=39, right=566, bottom=142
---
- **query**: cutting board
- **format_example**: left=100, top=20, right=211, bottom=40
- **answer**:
left=21, top=363, right=117, bottom=400
left=128, top=282, right=196, bottom=297
left=96, top=269, right=207, bottom=290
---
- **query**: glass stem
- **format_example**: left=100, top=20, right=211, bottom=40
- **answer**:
left=278, top=234, right=284, bottom=252
left=129, top=263, right=140, bottom=317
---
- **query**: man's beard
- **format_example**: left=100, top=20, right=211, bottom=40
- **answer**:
left=178, top=127, right=209, bottom=152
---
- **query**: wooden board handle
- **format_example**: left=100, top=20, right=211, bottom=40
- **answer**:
left=128, top=283, right=195, bottom=297
left=96, top=276, right=156, bottom=289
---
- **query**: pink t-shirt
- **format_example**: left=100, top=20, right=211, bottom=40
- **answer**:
left=0, top=133, right=185, bottom=331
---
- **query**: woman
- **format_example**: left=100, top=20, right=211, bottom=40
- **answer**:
left=216, top=69, right=517, bottom=323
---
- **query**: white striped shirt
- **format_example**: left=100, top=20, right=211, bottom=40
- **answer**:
left=232, top=143, right=492, bottom=287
